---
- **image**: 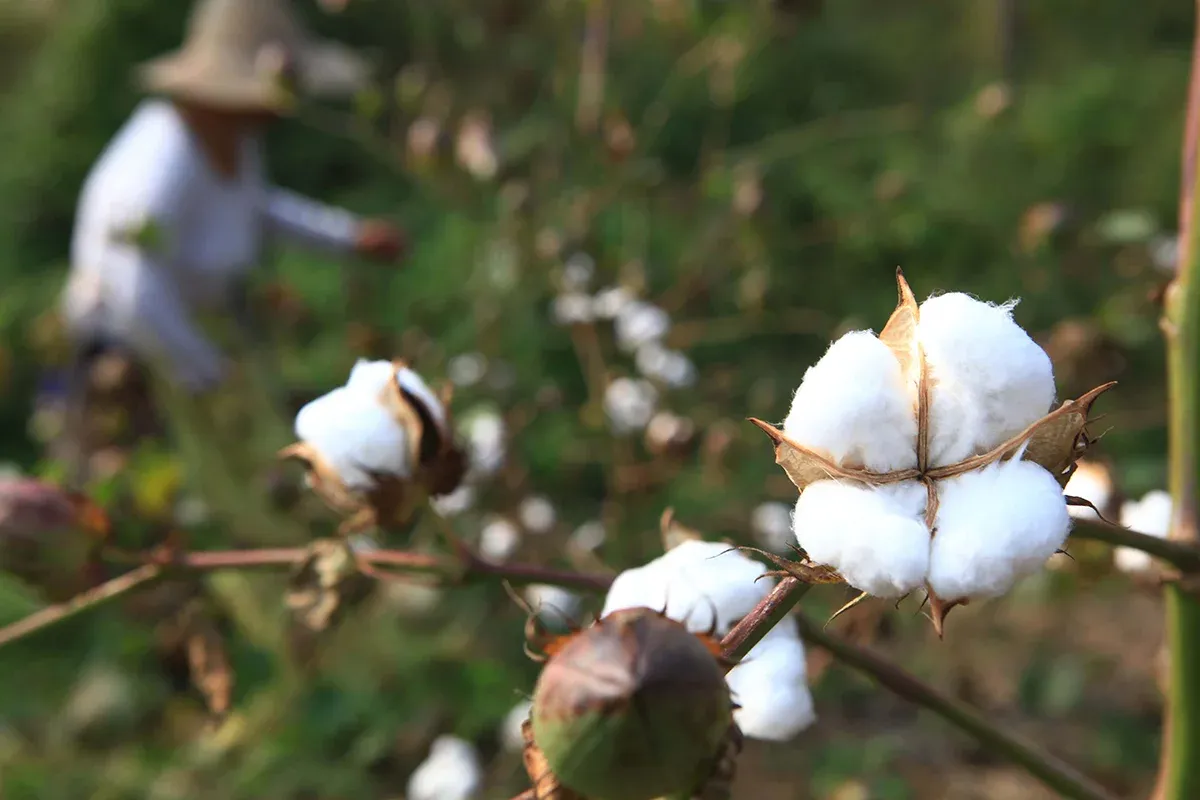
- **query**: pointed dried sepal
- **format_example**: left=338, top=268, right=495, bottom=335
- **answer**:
left=1065, top=494, right=1117, bottom=525
left=737, top=546, right=846, bottom=585
left=926, top=382, right=1117, bottom=486
left=827, top=591, right=872, bottom=627
left=878, top=268, right=931, bottom=470
left=748, top=418, right=918, bottom=492
left=530, top=607, right=733, bottom=800
left=925, top=584, right=969, bottom=639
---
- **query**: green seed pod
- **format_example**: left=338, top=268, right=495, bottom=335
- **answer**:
left=530, top=606, right=733, bottom=800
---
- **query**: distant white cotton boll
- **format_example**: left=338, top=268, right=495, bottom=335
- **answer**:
left=479, top=517, right=521, bottom=562
left=918, top=293, right=1056, bottom=454
left=569, top=520, right=607, bottom=551
left=614, top=301, right=670, bottom=353
left=783, top=331, right=918, bottom=473
left=562, top=252, right=596, bottom=291
left=447, top=353, right=488, bottom=388
left=928, top=459, right=1071, bottom=601
left=1116, top=490, right=1173, bottom=573
left=461, top=408, right=506, bottom=477
left=524, top=583, right=582, bottom=622
left=793, top=480, right=930, bottom=598
left=406, top=735, right=482, bottom=800
left=294, top=388, right=410, bottom=489
left=431, top=484, right=475, bottom=516
left=636, top=342, right=696, bottom=388
left=592, top=285, right=635, bottom=319
left=552, top=292, right=595, bottom=325
left=726, top=618, right=815, bottom=741
left=602, top=540, right=770, bottom=635
left=518, top=495, right=557, bottom=534
left=751, top=501, right=794, bottom=553
left=604, top=377, right=658, bottom=433
left=1064, top=460, right=1113, bottom=521
left=501, top=699, right=533, bottom=752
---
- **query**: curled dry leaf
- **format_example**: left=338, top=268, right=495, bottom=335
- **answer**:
left=181, top=604, right=233, bottom=718
left=285, top=539, right=373, bottom=635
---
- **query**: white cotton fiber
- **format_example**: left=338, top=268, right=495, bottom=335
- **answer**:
left=1116, top=490, right=1173, bottom=573
left=396, top=365, right=447, bottom=428
left=406, top=735, right=482, bottom=800
left=783, top=331, right=918, bottom=473
left=726, top=617, right=815, bottom=741
left=918, top=293, right=1055, bottom=456
left=294, top=388, right=410, bottom=488
left=601, top=539, right=770, bottom=635
left=793, top=479, right=930, bottom=598
left=927, top=459, right=1071, bottom=601
left=345, top=358, right=396, bottom=395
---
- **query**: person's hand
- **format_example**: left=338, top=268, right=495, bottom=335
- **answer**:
left=355, top=219, right=407, bottom=263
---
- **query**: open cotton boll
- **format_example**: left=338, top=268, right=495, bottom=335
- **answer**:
left=501, top=699, right=533, bottom=752
left=928, top=459, right=1071, bottom=601
left=793, top=480, right=930, bottom=598
left=294, top=388, right=410, bottom=489
left=918, top=293, right=1055, bottom=454
left=783, top=331, right=918, bottom=472
left=924, top=372, right=985, bottom=468
left=601, top=540, right=770, bottom=634
left=726, top=618, right=815, bottom=741
left=1116, top=490, right=1173, bottom=573
left=406, top=735, right=482, bottom=800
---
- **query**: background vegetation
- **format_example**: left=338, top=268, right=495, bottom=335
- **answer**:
left=0, top=1, right=1189, bottom=797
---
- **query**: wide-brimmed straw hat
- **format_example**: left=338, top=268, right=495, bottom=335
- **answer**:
left=138, top=0, right=368, bottom=113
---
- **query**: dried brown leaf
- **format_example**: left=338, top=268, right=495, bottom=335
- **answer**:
left=748, top=418, right=919, bottom=492
left=926, top=382, right=1116, bottom=486
left=285, top=539, right=371, bottom=634
left=184, top=610, right=233, bottom=717
left=925, top=583, right=969, bottom=639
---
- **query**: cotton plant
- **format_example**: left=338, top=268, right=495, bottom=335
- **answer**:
left=1116, top=490, right=1173, bottom=574
left=753, top=271, right=1113, bottom=633
left=406, top=735, right=483, bottom=800
left=280, top=359, right=467, bottom=534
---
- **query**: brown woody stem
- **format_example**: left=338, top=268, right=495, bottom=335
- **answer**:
left=795, top=615, right=1118, bottom=800
left=1070, top=519, right=1200, bottom=572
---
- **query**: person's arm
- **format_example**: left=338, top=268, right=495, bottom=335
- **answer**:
left=263, top=186, right=407, bottom=261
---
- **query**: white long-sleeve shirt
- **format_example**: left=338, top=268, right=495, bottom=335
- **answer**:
left=64, top=99, right=362, bottom=390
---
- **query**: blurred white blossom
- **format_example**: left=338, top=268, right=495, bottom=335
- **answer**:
left=518, top=495, right=557, bottom=534
left=604, top=377, right=658, bottom=434
left=591, top=285, right=634, bottom=319
left=751, top=501, right=793, bottom=553
left=635, top=342, right=696, bottom=388
left=447, top=353, right=488, bottom=388
left=479, top=516, right=521, bottom=562
left=603, top=540, right=815, bottom=741
left=614, top=300, right=669, bottom=353
left=406, top=735, right=482, bottom=800
left=1116, top=490, right=1173, bottom=573
left=460, top=407, right=506, bottom=478
left=552, top=292, right=595, bottom=326
left=645, top=411, right=696, bottom=454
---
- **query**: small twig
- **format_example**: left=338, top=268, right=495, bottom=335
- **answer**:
left=720, top=576, right=811, bottom=663
left=795, top=615, right=1118, bottom=800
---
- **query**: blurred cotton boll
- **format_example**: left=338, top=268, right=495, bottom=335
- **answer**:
left=455, top=112, right=498, bottom=181
left=644, top=411, right=696, bottom=456
left=569, top=519, right=606, bottom=551
left=1064, top=460, right=1114, bottom=520
left=524, top=583, right=582, bottom=622
left=501, top=699, right=533, bottom=752
left=479, top=516, right=520, bottom=562
left=561, top=252, right=595, bottom=291
left=406, top=735, right=482, bottom=800
left=793, top=481, right=930, bottom=598
left=432, top=484, right=475, bottom=516
left=601, top=540, right=815, bottom=741
left=635, top=342, right=696, bottom=388
left=1116, top=490, right=1173, bottom=573
left=518, top=495, right=557, bottom=534
left=591, top=285, right=634, bottom=319
left=460, top=407, right=506, bottom=477
left=918, top=293, right=1056, bottom=456
left=928, top=459, right=1071, bottom=602
left=784, top=331, right=918, bottom=473
left=551, top=292, right=594, bottom=326
left=447, top=352, right=488, bottom=388
left=604, top=377, right=658, bottom=433
left=751, top=501, right=793, bottom=553
left=614, top=300, right=670, bottom=353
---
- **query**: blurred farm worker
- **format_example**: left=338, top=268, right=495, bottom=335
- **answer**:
left=62, top=0, right=404, bottom=395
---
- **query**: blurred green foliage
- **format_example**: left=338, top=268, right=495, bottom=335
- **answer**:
left=0, top=0, right=1190, bottom=797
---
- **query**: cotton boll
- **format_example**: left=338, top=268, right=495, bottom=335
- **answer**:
left=1116, top=490, right=1173, bottom=573
left=924, top=373, right=985, bottom=468
left=518, top=495, right=557, bottom=534
left=751, top=501, right=794, bottom=553
left=602, top=540, right=770, bottom=635
left=1064, top=460, right=1113, bottom=521
left=569, top=520, right=607, bottom=551
left=501, top=699, right=533, bottom=752
left=604, top=377, right=658, bottom=433
left=479, top=516, right=520, bottom=562
left=447, top=353, right=488, bottom=388
left=614, top=301, right=670, bottom=353
left=406, top=735, right=482, bottom=800
left=294, top=388, right=409, bottom=488
left=928, top=459, right=1071, bottom=601
left=783, top=331, right=918, bottom=473
left=793, top=480, right=930, bottom=598
left=592, top=285, right=634, bottom=319
left=726, top=618, right=815, bottom=741
left=461, top=407, right=506, bottom=477
left=345, top=358, right=395, bottom=395
left=552, top=292, right=594, bottom=325
left=918, top=293, right=1055, bottom=454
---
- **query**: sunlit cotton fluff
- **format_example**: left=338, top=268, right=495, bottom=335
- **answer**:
left=927, top=458, right=1071, bottom=601
left=601, top=540, right=815, bottom=741
left=406, top=735, right=482, bottom=800
left=725, top=618, right=815, bottom=741
left=1116, top=490, right=1173, bottom=573
left=918, top=293, right=1055, bottom=458
left=793, top=480, right=930, bottom=598
left=783, top=331, right=918, bottom=473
